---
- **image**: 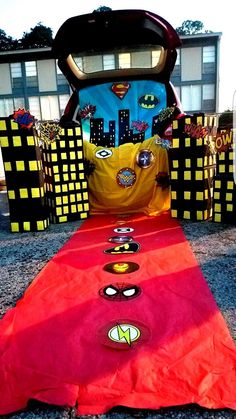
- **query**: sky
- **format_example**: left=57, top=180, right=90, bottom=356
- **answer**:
left=0, top=0, right=235, bottom=112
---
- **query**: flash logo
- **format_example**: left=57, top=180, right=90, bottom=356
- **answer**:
left=108, top=323, right=141, bottom=346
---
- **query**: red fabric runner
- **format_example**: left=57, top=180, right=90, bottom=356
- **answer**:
left=0, top=212, right=235, bottom=415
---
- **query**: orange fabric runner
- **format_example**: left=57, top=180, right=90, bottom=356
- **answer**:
left=0, top=212, right=235, bottom=415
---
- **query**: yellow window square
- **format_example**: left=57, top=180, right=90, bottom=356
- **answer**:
left=172, top=160, right=179, bottom=169
left=77, top=151, right=83, bottom=159
left=55, top=185, right=61, bottom=193
left=227, top=181, right=234, bottom=189
left=71, top=204, right=77, bottom=213
left=51, top=153, right=58, bottom=162
left=83, top=192, right=88, bottom=200
left=80, top=212, right=88, bottom=219
left=184, top=191, right=191, bottom=199
left=61, top=152, right=67, bottom=160
left=196, top=191, right=203, bottom=200
left=71, top=173, right=76, bottom=180
left=62, top=196, right=68, bottom=204
left=227, top=204, right=233, bottom=211
left=63, top=206, right=69, bottom=214
left=77, top=204, right=83, bottom=212
left=10, top=120, right=18, bottom=130
left=183, top=211, right=190, bottom=219
left=11, top=222, right=19, bottom=232
left=60, top=140, right=65, bottom=148
left=197, top=158, right=203, bottom=167
left=172, top=120, right=178, bottom=129
left=8, top=190, right=15, bottom=199
left=37, top=221, right=45, bottom=230
left=84, top=203, right=89, bottom=211
left=185, top=159, right=191, bottom=168
left=214, top=213, right=221, bottom=222
left=20, top=189, right=28, bottom=198
left=13, top=136, right=22, bottom=146
left=4, top=162, right=12, bottom=171
left=69, top=182, right=74, bottom=190
left=75, top=182, right=81, bottom=190
left=54, top=174, right=60, bottom=182
left=29, top=161, right=38, bottom=171
left=0, top=120, right=7, bottom=130
left=63, top=174, right=69, bottom=181
left=62, top=184, right=68, bottom=192
left=196, top=211, right=203, bottom=220
left=56, top=207, right=62, bottom=215
left=82, top=181, right=87, bottom=188
left=77, top=138, right=82, bottom=147
left=56, top=197, right=62, bottom=205
left=67, top=129, right=73, bottom=136
left=78, top=163, right=84, bottom=171
left=214, top=180, right=221, bottom=189
left=59, top=216, right=67, bottom=223
left=63, top=164, right=68, bottom=172
left=185, top=137, right=191, bottom=147
left=31, top=188, right=40, bottom=198
left=0, top=136, right=9, bottom=147
left=70, top=164, right=76, bottom=172
left=171, top=171, right=178, bottom=180
left=214, top=203, right=221, bottom=212
left=195, top=171, right=203, bottom=181
left=214, top=191, right=220, bottom=199
left=69, top=140, right=75, bottom=148
left=70, top=194, right=76, bottom=202
left=172, top=138, right=179, bottom=148
left=171, top=191, right=177, bottom=199
left=75, top=127, right=81, bottom=136
left=196, top=138, right=203, bottom=146
left=16, top=161, right=25, bottom=171
left=53, top=165, right=59, bottom=174
left=184, top=171, right=191, bottom=180
left=219, top=165, right=225, bottom=173
left=171, top=209, right=177, bottom=218
left=226, top=193, right=232, bottom=201
left=70, top=151, right=76, bottom=160
left=50, top=142, right=57, bottom=150
left=76, top=193, right=82, bottom=201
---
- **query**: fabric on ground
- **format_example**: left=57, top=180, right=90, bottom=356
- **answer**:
left=0, top=212, right=235, bottom=415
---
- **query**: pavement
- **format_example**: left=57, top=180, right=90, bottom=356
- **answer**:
left=0, top=189, right=235, bottom=419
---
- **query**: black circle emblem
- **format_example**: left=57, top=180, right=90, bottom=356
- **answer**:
left=136, top=149, right=154, bottom=168
left=99, top=283, right=141, bottom=301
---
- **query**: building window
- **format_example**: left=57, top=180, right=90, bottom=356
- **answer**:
left=28, top=96, right=41, bottom=120
left=40, top=96, right=60, bottom=120
left=56, top=61, right=68, bottom=86
left=119, top=53, right=131, bottom=69
left=202, top=83, right=215, bottom=111
left=181, top=85, right=201, bottom=111
left=25, top=61, right=38, bottom=88
left=203, top=46, right=215, bottom=74
left=172, top=48, right=180, bottom=76
left=10, top=62, right=23, bottom=89
left=103, top=54, right=115, bottom=70
left=59, top=94, right=70, bottom=116
left=0, top=98, right=14, bottom=116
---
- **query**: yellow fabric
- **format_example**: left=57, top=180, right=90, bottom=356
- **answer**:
left=83, top=136, right=170, bottom=215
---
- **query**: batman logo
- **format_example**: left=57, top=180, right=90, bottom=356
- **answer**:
left=104, top=242, right=140, bottom=254
left=138, top=94, right=159, bottom=109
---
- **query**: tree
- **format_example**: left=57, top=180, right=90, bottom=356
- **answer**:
left=93, top=6, right=112, bottom=12
left=20, top=23, right=53, bottom=48
left=176, top=20, right=208, bottom=35
left=0, top=29, right=18, bottom=51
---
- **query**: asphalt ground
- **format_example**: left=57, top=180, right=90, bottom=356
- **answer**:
left=0, top=190, right=235, bottom=419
